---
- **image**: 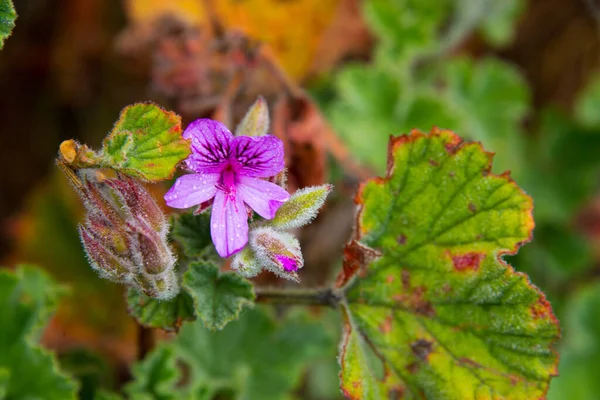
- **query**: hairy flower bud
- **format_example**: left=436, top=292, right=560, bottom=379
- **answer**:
left=73, top=169, right=178, bottom=299
left=249, top=227, right=304, bottom=282
left=231, top=246, right=263, bottom=278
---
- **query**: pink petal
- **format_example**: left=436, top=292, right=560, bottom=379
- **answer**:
left=210, top=190, right=249, bottom=257
left=184, top=119, right=233, bottom=174
left=237, top=176, right=290, bottom=219
left=231, top=135, right=285, bottom=177
left=164, top=173, right=219, bottom=209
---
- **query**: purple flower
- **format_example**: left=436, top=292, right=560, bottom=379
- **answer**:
left=164, top=119, right=290, bottom=257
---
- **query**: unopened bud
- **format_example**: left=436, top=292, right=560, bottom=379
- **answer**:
left=79, top=225, right=131, bottom=283
left=105, top=174, right=167, bottom=234
left=231, top=246, right=263, bottom=278
left=250, top=227, right=303, bottom=282
left=235, top=96, right=269, bottom=137
left=71, top=170, right=178, bottom=299
left=268, top=184, right=332, bottom=229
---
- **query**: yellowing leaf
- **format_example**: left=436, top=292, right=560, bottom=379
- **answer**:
left=337, top=128, right=560, bottom=399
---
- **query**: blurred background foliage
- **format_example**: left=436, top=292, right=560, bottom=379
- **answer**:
left=1, top=0, right=600, bottom=398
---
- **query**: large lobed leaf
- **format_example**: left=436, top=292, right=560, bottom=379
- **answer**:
left=337, top=129, right=559, bottom=399
left=0, top=266, right=78, bottom=399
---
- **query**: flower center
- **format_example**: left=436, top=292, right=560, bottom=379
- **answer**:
left=216, top=163, right=237, bottom=198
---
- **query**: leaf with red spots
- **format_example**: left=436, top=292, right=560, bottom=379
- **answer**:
left=101, top=103, right=191, bottom=182
left=336, top=128, right=560, bottom=399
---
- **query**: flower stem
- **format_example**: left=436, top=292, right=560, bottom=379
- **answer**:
left=254, top=287, right=342, bottom=308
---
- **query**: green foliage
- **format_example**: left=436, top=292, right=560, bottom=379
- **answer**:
left=127, top=289, right=195, bottom=331
left=125, top=346, right=182, bottom=400
left=337, top=131, right=559, bottom=399
left=127, top=307, right=334, bottom=400
left=172, top=213, right=213, bottom=259
left=574, top=73, right=600, bottom=128
left=101, top=103, right=191, bottom=182
left=183, top=262, right=255, bottom=330
left=0, top=0, right=16, bottom=50
left=477, top=0, right=525, bottom=46
left=0, top=266, right=78, bottom=399
left=548, top=283, right=600, bottom=400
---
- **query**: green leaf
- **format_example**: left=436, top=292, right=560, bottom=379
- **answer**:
left=438, top=57, right=530, bottom=177
left=172, top=213, right=213, bottom=258
left=129, top=307, right=334, bottom=400
left=125, top=346, right=183, bottom=400
left=183, top=262, right=255, bottom=330
left=0, top=266, right=78, bottom=399
left=548, top=282, right=600, bottom=400
left=127, top=288, right=195, bottom=332
left=95, top=390, right=125, bottom=400
left=0, top=0, right=16, bottom=50
left=364, top=0, right=452, bottom=64
left=337, top=130, right=559, bottom=399
left=575, top=73, right=600, bottom=127
left=101, top=103, right=190, bottom=182
left=477, top=0, right=525, bottom=47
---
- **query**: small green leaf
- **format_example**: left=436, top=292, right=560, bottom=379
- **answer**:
left=172, top=213, right=213, bottom=258
left=101, top=103, right=190, bottom=182
left=126, top=288, right=195, bottom=332
left=268, top=184, right=332, bottom=229
left=0, top=266, right=78, bottom=399
left=183, top=262, right=255, bottom=330
left=0, top=0, right=16, bottom=50
left=337, top=130, right=559, bottom=399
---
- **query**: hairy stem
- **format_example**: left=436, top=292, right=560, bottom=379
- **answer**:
left=255, top=287, right=342, bottom=308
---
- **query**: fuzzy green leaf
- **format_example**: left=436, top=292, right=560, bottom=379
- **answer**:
left=0, top=266, right=78, bottom=399
left=126, top=288, right=195, bottom=332
left=129, top=307, right=333, bottom=400
left=183, top=262, right=255, bottom=330
left=101, top=103, right=190, bottom=182
left=0, top=0, right=16, bottom=50
left=172, top=213, right=213, bottom=258
left=337, top=130, right=559, bottom=399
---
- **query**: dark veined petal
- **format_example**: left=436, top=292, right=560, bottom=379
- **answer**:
left=184, top=119, right=233, bottom=174
left=237, top=176, right=290, bottom=219
left=164, top=173, right=219, bottom=209
left=210, top=190, right=249, bottom=257
left=230, top=135, right=285, bottom=177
